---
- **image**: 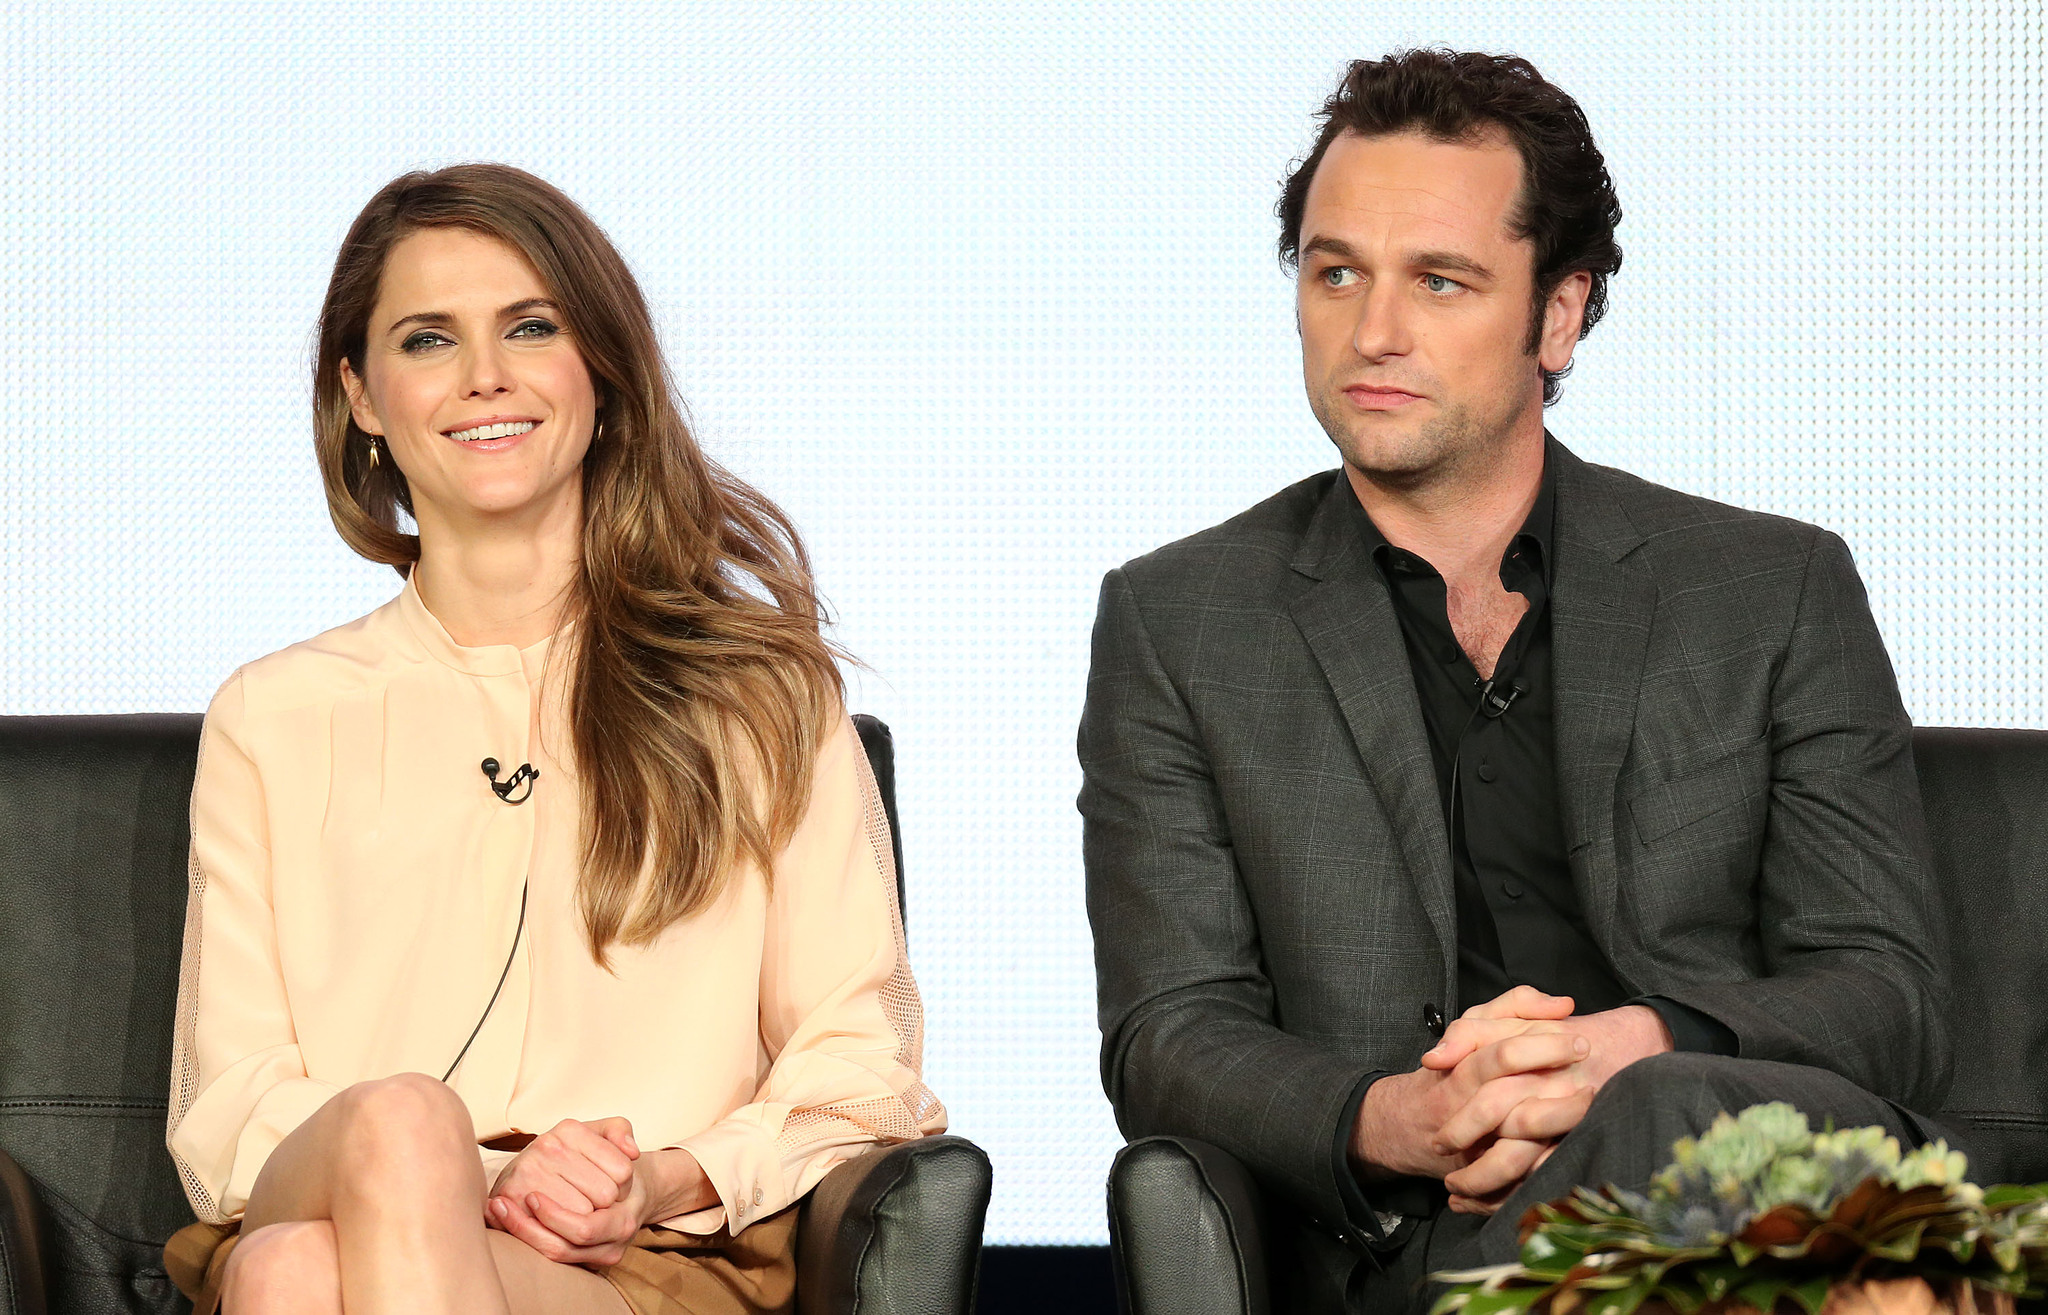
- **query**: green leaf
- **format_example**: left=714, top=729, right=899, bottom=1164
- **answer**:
left=1584, top=1275, right=1659, bottom=1315
left=1452, top=1285, right=1551, bottom=1315
left=1786, top=1275, right=1833, bottom=1315
left=1689, top=1262, right=1748, bottom=1301
left=1729, top=1240, right=1761, bottom=1267
left=1736, top=1275, right=1790, bottom=1312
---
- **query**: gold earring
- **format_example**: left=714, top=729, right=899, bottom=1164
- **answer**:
left=367, top=435, right=381, bottom=470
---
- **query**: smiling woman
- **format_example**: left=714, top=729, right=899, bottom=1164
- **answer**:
left=160, top=164, right=946, bottom=1315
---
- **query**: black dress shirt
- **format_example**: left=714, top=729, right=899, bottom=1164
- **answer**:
left=1329, top=459, right=1735, bottom=1246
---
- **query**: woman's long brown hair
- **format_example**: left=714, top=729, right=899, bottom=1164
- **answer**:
left=312, top=163, right=843, bottom=962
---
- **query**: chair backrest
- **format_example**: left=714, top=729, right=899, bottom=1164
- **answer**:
left=1913, top=725, right=2048, bottom=1182
left=0, top=710, right=908, bottom=1314
left=0, top=714, right=201, bottom=1315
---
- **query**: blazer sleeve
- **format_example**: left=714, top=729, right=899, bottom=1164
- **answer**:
left=1655, top=531, right=1954, bottom=1112
left=1079, top=566, right=1376, bottom=1228
left=165, top=672, right=344, bottom=1223
left=668, top=715, right=947, bottom=1234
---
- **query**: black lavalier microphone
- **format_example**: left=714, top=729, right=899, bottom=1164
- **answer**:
left=1478, top=676, right=1527, bottom=720
left=480, top=758, right=540, bottom=804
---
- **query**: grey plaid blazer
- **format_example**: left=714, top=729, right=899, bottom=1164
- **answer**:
left=1078, top=438, right=1953, bottom=1228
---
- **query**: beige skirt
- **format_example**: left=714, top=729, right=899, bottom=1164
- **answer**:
left=164, top=1208, right=797, bottom=1315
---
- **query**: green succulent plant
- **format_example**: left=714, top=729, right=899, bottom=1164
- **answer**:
left=1432, top=1103, right=2048, bottom=1315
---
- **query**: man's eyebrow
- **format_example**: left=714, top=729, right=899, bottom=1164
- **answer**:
left=1409, top=250, right=1496, bottom=281
left=1299, top=234, right=1361, bottom=263
left=1298, top=237, right=1498, bottom=283
left=383, top=298, right=560, bottom=335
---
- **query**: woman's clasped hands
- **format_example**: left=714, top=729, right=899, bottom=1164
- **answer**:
left=486, top=1117, right=714, bottom=1268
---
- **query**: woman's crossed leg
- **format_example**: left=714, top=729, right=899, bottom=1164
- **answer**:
left=220, top=1073, right=629, bottom=1315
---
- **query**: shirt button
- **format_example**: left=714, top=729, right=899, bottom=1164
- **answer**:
left=1476, top=762, right=1498, bottom=783
left=1502, top=880, right=1524, bottom=899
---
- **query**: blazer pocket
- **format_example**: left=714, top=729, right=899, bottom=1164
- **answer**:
left=1625, top=739, right=1769, bottom=846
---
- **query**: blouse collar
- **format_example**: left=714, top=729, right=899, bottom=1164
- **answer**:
left=397, top=571, right=555, bottom=678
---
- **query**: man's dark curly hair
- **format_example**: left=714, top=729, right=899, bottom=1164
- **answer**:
left=1277, top=49, right=1623, bottom=405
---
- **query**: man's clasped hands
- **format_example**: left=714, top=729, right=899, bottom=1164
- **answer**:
left=1353, top=985, right=1675, bottom=1215
left=483, top=1119, right=719, bottom=1267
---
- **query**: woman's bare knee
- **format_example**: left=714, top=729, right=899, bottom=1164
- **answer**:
left=329, top=1073, right=481, bottom=1190
left=221, top=1221, right=341, bottom=1315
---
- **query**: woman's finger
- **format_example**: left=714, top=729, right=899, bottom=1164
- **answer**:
left=549, top=1119, right=638, bottom=1190
left=529, top=1191, right=635, bottom=1251
left=585, top=1116, right=641, bottom=1160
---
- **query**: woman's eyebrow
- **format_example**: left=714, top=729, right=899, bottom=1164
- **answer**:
left=384, top=299, right=558, bottom=335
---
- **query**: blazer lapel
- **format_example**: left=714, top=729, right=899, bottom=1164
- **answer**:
left=1548, top=442, right=1656, bottom=959
left=1287, top=477, right=1458, bottom=1000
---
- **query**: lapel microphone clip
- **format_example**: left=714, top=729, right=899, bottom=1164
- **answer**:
left=1479, top=677, right=1527, bottom=720
left=480, top=757, right=540, bottom=805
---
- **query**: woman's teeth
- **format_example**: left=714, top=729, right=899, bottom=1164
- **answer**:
left=449, top=421, right=538, bottom=442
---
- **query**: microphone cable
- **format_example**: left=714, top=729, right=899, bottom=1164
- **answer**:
left=442, top=875, right=530, bottom=1084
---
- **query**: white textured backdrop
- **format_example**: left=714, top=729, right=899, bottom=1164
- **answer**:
left=3, top=2, right=2041, bottom=1243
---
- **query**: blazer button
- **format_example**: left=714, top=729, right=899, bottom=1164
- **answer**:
left=1423, top=1003, right=1446, bottom=1037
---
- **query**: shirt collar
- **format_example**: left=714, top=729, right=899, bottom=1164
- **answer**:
left=1349, top=447, right=1557, bottom=588
left=396, top=570, right=556, bottom=678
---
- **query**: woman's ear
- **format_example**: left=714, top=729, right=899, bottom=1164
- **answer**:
left=340, top=358, right=384, bottom=436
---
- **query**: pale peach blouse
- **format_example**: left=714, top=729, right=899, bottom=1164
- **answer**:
left=166, top=577, right=945, bottom=1234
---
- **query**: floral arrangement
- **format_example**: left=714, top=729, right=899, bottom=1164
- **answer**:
left=1432, top=1103, right=2048, bottom=1315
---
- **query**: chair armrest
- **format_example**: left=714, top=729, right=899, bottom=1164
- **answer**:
left=1108, top=1136, right=1269, bottom=1315
left=796, top=1135, right=991, bottom=1315
left=0, top=1145, right=50, bottom=1315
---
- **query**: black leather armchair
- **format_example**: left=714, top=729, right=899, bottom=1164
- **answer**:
left=0, top=712, right=988, bottom=1315
left=1105, top=725, right=2048, bottom=1314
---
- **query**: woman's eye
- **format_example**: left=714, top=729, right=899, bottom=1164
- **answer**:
left=400, top=331, right=452, bottom=353
left=509, top=318, right=559, bottom=340
left=1321, top=266, right=1358, bottom=288
left=1424, top=274, right=1462, bottom=294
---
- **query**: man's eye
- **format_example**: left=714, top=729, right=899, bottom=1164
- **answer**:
left=1424, top=274, right=1462, bottom=294
left=401, top=331, right=452, bottom=353
left=1322, top=266, right=1358, bottom=288
left=509, top=318, right=559, bottom=340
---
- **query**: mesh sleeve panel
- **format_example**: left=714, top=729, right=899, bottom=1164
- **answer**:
left=167, top=818, right=223, bottom=1222
left=772, top=735, right=940, bottom=1156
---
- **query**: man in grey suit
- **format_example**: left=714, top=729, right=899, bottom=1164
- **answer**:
left=1079, top=49, right=1954, bottom=1313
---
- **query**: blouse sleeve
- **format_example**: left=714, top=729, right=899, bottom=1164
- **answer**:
left=165, top=672, right=342, bottom=1223
left=668, top=715, right=948, bottom=1233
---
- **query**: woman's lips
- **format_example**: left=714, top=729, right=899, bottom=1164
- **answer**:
left=1345, top=386, right=1423, bottom=411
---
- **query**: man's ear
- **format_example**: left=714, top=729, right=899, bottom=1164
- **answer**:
left=1538, top=271, right=1592, bottom=374
left=340, top=358, right=383, bottom=436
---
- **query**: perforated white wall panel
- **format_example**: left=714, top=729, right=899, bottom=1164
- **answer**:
left=3, top=3, right=2040, bottom=1242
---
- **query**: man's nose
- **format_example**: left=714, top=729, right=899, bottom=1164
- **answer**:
left=1350, top=285, right=1411, bottom=361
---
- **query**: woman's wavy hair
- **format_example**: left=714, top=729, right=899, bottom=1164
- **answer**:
left=313, top=163, right=843, bottom=962
left=1276, top=49, right=1624, bottom=405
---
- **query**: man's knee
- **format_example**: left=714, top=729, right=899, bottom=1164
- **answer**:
left=222, top=1221, right=341, bottom=1315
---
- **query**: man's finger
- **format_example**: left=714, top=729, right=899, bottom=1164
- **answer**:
left=1444, top=1136, right=1548, bottom=1201
left=1461, top=986, right=1574, bottom=1023
left=1434, top=1068, right=1585, bottom=1152
left=1496, top=1088, right=1597, bottom=1142
left=1423, top=1017, right=1564, bottom=1071
left=1461, top=1031, right=1587, bottom=1086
